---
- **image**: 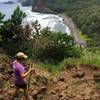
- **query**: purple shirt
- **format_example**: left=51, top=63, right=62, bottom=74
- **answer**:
left=12, top=60, right=26, bottom=84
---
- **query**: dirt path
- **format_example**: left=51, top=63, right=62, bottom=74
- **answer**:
left=0, top=63, right=100, bottom=100
left=0, top=52, right=100, bottom=100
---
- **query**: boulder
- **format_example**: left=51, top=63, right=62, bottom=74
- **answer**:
left=73, top=71, right=85, bottom=78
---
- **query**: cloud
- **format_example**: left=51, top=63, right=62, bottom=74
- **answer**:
left=0, top=0, right=15, bottom=2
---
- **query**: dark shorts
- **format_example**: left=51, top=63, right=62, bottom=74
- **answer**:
left=15, top=82, right=27, bottom=89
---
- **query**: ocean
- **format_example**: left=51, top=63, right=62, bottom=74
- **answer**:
left=0, top=3, right=71, bottom=34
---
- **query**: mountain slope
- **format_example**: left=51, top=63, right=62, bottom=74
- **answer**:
left=32, top=0, right=100, bottom=47
left=0, top=52, right=100, bottom=100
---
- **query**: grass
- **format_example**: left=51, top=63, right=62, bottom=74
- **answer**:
left=60, top=49, right=100, bottom=68
left=35, top=49, right=100, bottom=74
left=33, top=50, right=100, bottom=74
left=96, top=82, right=100, bottom=89
left=36, top=62, right=60, bottom=74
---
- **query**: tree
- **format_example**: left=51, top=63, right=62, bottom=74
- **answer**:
left=26, top=22, right=81, bottom=63
left=0, top=6, right=26, bottom=42
left=40, top=0, right=100, bottom=47
left=0, top=6, right=27, bottom=55
left=11, top=6, right=26, bottom=26
left=0, top=12, right=5, bottom=23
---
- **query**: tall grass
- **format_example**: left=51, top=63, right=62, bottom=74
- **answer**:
left=36, top=62, right=60, bottom=74
left=60, top=50, right=100, bottom=68
left=35, top=49, right=100, bottom=73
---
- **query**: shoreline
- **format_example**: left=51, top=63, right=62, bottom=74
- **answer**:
left=59, top=14, right=86, bottom=46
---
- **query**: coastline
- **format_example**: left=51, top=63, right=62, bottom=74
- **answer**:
left=58, top=14, right=86, bottom=46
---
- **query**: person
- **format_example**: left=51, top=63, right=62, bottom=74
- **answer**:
left=12, top=52, right=33, bottom=99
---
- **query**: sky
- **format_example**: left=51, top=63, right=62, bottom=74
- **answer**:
left=0, top=0, right=15, bottom=2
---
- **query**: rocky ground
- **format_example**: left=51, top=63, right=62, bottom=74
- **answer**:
left=0, top=52, right=100, bottom=100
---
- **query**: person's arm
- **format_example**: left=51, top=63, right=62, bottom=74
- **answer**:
left=21, top=68, right=33, bottom=78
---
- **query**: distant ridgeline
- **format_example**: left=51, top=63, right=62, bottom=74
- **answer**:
left=19, top=0, right=100, bottom=47
left=42, top=0, right=100, bottom=47
left=20, top=0, right=33, bottom=6
left=20, top=0, right=54, bottom=13
left=32, top=0, right=54, bottom=13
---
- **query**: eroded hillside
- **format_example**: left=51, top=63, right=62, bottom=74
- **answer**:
left=0, top=52, right=100, bottom=100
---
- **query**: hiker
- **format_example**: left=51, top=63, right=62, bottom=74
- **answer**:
left=12, top=52, right=33, bottom=99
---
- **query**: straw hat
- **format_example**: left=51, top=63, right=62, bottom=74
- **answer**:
left=16, top=52, right=28, bottom=59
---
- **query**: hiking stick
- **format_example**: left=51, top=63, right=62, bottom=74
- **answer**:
left=25, top=60, right=33, bottom=100
left=27, top=61, right=33, bottom=91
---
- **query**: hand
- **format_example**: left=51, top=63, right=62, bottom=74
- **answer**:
left=30, top=68, right=35, bottom=73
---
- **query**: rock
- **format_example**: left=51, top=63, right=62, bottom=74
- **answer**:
left=50, top=77, right=58, bottom=84
left=32, top=86, right=46, bottom=97
left=36, top=75, right=48, bottom=86
left=0, top=95, right=4, bottom=99
left=29, top=95, right=33, bottom=100
left=10, top=84, right=15, bottom=88
left=5, top=93, right=9, bottom=97
left=59, top=91, right=66, bottom=98
left=0, top=89, right=3, bottom=93
left=32, top=0, right=54, bottom=14
left=36, top=94, right=44, bottom=100
left=58, top=72, right=68, bottom=82
left=0, top=74, right=4, bottom=81
left=7, top=89, right=15, bottom=95
left=38, top=86, right=47, bottom=93
left=84, top=87, right=92, bottom=95
left=59, top=97, right=68, bottom=100
left=91, top=94, right=100, bottom=100
left=94, top=74, right=100, bottom=82
left=59, top=76, right=65, bottom=82
left=65, top=65, right=75, bottom=69
left=73, top=71, right=85, bottom=78
left=76, top=95, right=82, bottom=99
left=50, top=90, right=56, bottom=94
left=50, top=94, right=59, bottom=100
left=80, top=91, right=85, bottom=96
left=84, top=95, right=91, bottom=100
left=3, top=88, right=8, bottom=92
left=31, top=90, right=38, bottom=96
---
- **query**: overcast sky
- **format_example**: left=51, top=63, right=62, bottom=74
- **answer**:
left=0, top=0, right=15, bottom=2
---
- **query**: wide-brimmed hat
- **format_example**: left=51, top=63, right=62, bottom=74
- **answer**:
left=16, top=52, right=28, bottom=59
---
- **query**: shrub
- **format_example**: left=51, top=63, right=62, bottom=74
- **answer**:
left=0, top=7, right=81, bottom=63
left=27, top=23, right=81, bottom=63
left=0, top=6, right=26, bottom=42
left=0, top=6, right=28, bottom=55
left=0, top=12, right=5, bottom=23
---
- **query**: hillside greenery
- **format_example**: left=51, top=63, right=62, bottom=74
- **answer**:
left=0, top=6, right=81, bottom=64
left=0, top=6, right=100, bottom=68
left=32, top=0, right=100, bottom=47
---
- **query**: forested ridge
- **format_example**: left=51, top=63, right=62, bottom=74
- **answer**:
left=32, top=0, right=100, bottom=47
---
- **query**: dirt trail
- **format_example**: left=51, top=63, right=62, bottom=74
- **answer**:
left=0, top=53, right=100, bottom=100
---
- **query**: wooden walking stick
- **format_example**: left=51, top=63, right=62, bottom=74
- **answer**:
left=25, top=60, right=33, bottom=100
left=27, top=61, right=33, bottom=92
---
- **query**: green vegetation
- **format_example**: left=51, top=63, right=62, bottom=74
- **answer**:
left=36, top=62, right=60, bottom=74
left=33, top=0, right=100, bottom=47
left=37, top=49, right=100, bottom=73
left=0, top=6, right=99, bottom=73
left=60, top=50, right=100, bottom=67
left=0, top=6, right=80, bottom=63
left=0, top=12, right=5, bottom=23
left=0, top=6, right=26, bottom=42
left=0, top=6, right=26, bottom=55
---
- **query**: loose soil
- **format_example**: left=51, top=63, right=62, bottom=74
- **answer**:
left=0, top=53, right=100, bottom=100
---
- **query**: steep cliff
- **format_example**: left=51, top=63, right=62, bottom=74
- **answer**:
left=32, top=0, right=54, bottom=14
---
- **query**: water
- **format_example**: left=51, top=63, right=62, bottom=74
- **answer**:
left=0, top=3, right=71, bottom=35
